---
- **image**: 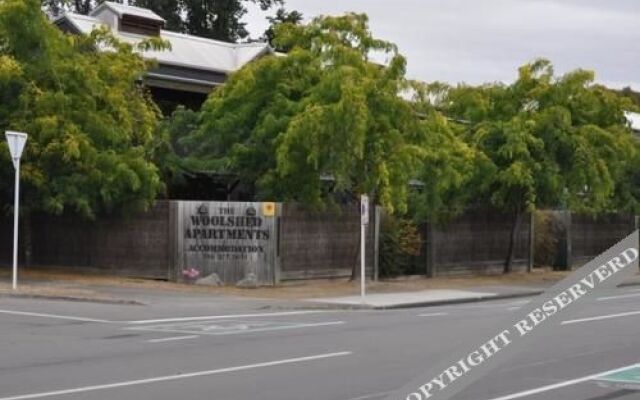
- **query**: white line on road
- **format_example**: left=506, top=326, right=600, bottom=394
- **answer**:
left=346, top=391, right=393, bottom=400
left=417, top=312, right=448, bottom=317
left=597, top=293, right=640, bottom=301
left=126, top=310, right=329, bottom=324
left=0, top=351, right=352, bottom=400
left=562, top=310, right=640, bottom=325
left=483, top=362, right=640, bottom=400
left=146, top=335, right=200, bottom=343
left=129, top=321, right=346, bottom=336
left=0, top=310, right=109, bottom=323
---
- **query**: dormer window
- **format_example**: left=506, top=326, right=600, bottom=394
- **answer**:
left=90, top=1, right=165, bottom=37
left=120, top=14, right=163, bottom=36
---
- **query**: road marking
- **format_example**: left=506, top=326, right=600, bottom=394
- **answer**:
left=147, top=335, right=200, bottom=343
left=507, top=307, right=521, bottom=311
left=562, top=310, right=640, bottom=325
left=0, top=351, right=352, bottom=400
left=597, top=293, right=640, bottom=301
left=126, top=311, right=329, bottom=325
left=417, top=312, right=448, bottom=317
left=482, top=363, right=640, bottom=400
left=128, top=321, right=346, bottom=336
left=346, top=391, right=393, bottom=400
left=0, top=309, right=109, bottom=323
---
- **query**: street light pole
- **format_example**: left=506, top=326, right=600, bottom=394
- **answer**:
left=5, top=131, right=28, bottom=290
left=12, top=157, right=20, bottom=290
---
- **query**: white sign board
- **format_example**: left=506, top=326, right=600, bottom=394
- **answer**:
left=176, top=201, right=279, bottom=285
left=360, top=195, right=369, bottom=225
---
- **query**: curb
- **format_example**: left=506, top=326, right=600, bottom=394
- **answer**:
left=374, top=291, right=544, bottom=310
left=304, top=290, right=545, bottom=311
left=0, top=292, right=145, bottom=306
left=618, top=281, right=640, bottom=288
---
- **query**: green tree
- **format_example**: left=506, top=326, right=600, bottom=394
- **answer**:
left=408, top=82, right=491, bottom=224
left=440, top=59, right=639, bottom=272
left=262, top=7, right=303, bottom=51
left=182, top=0, right=282, bottom=42
left=42, top=0, right=104, bottom=16
left=175, top=14, right=480, bottom=279
left=182, top=14, right=435, bottom=214
left=0, top=0, right=163, bottom=239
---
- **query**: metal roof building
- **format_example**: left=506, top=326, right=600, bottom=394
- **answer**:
left=54, top=1, right=273, bottom=111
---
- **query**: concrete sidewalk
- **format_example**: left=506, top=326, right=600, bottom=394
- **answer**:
left=2, top=268, right=638, bottom=310
left=306, top=287, right=544, bottom=309
left=307, top=274, right=640, bottom=309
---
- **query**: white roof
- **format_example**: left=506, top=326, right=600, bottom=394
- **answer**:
left=625, top=111, right=640, bottom=132
left=92, top=1, right=165, bottom=23
left=57, top=12, right=270, bottom=74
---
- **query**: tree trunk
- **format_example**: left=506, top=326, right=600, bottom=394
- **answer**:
left=22, top=211, right=33, bottom=267
left=504, top=209, right=523, bottom=274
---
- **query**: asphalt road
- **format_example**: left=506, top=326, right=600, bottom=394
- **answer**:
left=0, top=286, right=639, bottom=400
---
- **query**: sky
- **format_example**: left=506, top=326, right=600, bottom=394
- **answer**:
left=244, top=0, right=640, bottom=89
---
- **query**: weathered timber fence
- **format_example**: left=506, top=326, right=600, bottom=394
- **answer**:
left=421, top=209, right=533, bottom=277
left=0, top=202, right=172, bottom=280
left=1, top=203, right=636, bottom=282
left=545, top=211, right=638, bottom=269
left=0, top=201, right=377, bottom=285
left=278, top=203, right=376, bottom=280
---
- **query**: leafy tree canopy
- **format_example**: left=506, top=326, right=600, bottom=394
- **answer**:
left=434, top=59, right=639, bottom=270
left=262, top=7, right=303, bottom=52
left=0, top=0, right=163, bottom=218
left=179, top=14, right=476, bottom=214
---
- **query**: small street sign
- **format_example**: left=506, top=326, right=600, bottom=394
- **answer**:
left=361, top=194, right=369, bottom=225
left=262, top=202, right=276, bottom=217
left=5, top=131, right=27, bottom=169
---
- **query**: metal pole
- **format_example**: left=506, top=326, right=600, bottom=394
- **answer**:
left=12, top=158, right=20, bottom=290
left=360, top=222, right=365, bottom=301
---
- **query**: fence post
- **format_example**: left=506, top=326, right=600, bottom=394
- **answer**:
left=528, top=212, right=534, bottom=273
left=565, top=211, right=573, bottom=270
left=168, top=201, right=179, bottom=282
left=373, top=206, right=380, bottom=281
left=273, top=204, right=282, bottom=284
left=426, top=223, right=437, bottom=278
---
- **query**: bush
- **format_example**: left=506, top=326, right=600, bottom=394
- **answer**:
left=534, top=211, right=562, bottom=267
left=379, top=213, right=423, bottom=277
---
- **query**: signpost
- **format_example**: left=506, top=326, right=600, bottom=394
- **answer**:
left=360, top=194, right=369, bottom=302
left=5, top=131, right=27, bottom=290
